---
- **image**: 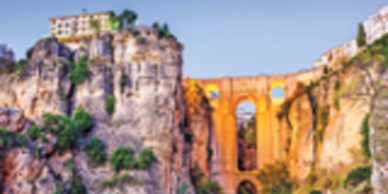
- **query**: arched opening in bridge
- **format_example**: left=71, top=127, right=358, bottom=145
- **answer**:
left=270, top=81, right=285, bottom=105
left=205, top=84, right=220, bottom=101
left=236, top=100, right=257, bottom=171
left=205, top=84, right=220, bottom=109
left=237, top=180, right=257, bottom=194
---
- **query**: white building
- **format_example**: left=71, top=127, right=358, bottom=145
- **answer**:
left=0, top=45, right=14, bottom=62
left=49, top=10, right=111, bottom=40
left=314, top=5, right=388, bottom=68
left=364, top=5, right=388, bottom=44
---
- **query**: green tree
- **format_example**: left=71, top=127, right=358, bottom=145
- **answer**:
left=0, top=127, right=28, bottom=148
left=135, top=149, right=155, bottom=170
left=85, top=138, right=107, bottom=165
left=110, top=146, right=136, bottom=173
left=27, top=123, right=47, bottom=142
left=69, top=55, right=92, bottom=85
left=119, top=9, right=137, bottom=28
left=153, top=22, right=172, bottom=38
left=109, top=12, right=122, bottom=30
left=360, top=113, right=371, bottom=159
left=176, top=182, right=188, bottom=194
left=105, top=94, right=116, bottom=116
left=42, top=113, right=77, bottom=154
left=89, top=19, right=101, bottom=34
left=357, top=23, right=367, bottom=47
left=27, top=123, right=42, bottom=141
left=71, top=106, right=93, bottom=136
left=196, top=180, right=224, bottom=194
left=344, top=166, right=371, bottom=187
left=256, top=161, right=294, bottom=194
left=69, top=175, right=87, bottom=194
left=26, top=47, right=34, bottom=60
left=189, top=162, right=205, bottom=187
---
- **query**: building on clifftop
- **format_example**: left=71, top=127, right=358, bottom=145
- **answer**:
left=364, top=5, right=388, bottom=45
left=314, top=38, right=358, bottom=67
left=49, top=10, right=111, bottom=41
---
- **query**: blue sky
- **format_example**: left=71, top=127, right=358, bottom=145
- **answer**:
left=0, top=0, right=386, bottom=78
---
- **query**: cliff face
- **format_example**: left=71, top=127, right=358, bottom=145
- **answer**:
left=370, top=72, right=388, bottom=194
left=0, top=27, right=194, bottom=194
left=287, top=68, right=371, bottom=181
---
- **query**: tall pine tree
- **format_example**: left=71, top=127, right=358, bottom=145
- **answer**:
left=357, top=23, right=366, bottom=47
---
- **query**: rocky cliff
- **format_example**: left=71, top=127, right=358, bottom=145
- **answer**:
left=0, top=27, right=195, bottom=194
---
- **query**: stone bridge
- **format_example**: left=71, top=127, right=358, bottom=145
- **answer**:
left=183, top=66, right=325, bottom=194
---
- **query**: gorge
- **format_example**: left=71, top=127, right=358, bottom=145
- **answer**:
left=0, top=12, right=388, bottom=194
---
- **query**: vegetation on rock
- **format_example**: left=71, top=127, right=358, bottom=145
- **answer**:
left=105, top=94, right=116, bottom=116
left=135, top=148, right=156, bottom=170
left=71, top=106, right=93, bottom=136
left=109, top=9, right=137, bottom=30
left=85, top=138, right=107, bottom=165
left=190, top=162, right=224, bottom=194
left=196, top=180, right=224, bottom=194
left=153, top=22, right=172, bottom=38
left=315, top=105, right=330, bottom=143
left=309, top=190, right=322, bottom=194
left=101, top=173, right=143, bottom=191
left=360, top=113, right=371, bottom=159
left=0, top=127, right=28, bottom=148
left=27, top=123, right=47, bottom=142
left=69, top=175, right=87, bottom=194
left=176, top=182, right=189, bottom=194
left=344, top=166, right=371, bottom=187
left=256, top=161, right=294, bottom=194
left=42, top=106, right=93, bottom=154
left=110, top=146, right=136, bottom=173
left=120, top=73, right=128, bottom=93
left=69, top=55, right=91, bottom=85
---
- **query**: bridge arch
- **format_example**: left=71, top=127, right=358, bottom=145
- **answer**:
left=270, top=80, right=286, bottom=105
left=204, top=84, right=221, bottom=110
left=235, top=99, right=257, bottom=172
left=236, top=180, right=258, bottom=194
left=237, top=180, right=257, bottom=194
left=184, top=65, right=325, bottom=193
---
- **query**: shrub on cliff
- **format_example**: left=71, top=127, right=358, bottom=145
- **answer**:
left=110, top=146, right=136, bottom=173
left=69, top=174, right=87, bottom=194
left=189, top=162, right=224, bottom=194
left=71, top=106, right=93, bottom=136
left=176, top=182, right=189, bottom=194
left=196, top=180, right=224, bottom=194
left=85, top=138, right=107, bottom=165
left=70, top=55, right=91, bottom=85
left=152, top=22, right=172, bottom=38
left=54, top=117, right=78, bottom=154
left=27, top=123, right=47, bottom=142
left=344, top=166, right=371, bottom=187
left=43, top=111, right=92, bottom=154
left=105, top=94, right=116, bottom=116
left=360, top=113, right=371, bottom=159
left=135, top=148, right=156, bottom=170
left=190, top=162, right=205, bottom=187
left=310, top=190, right=322, bottom=194
left=0, top=127, right=28, bottom=148
left=256, top=161, right=294, bottom=194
